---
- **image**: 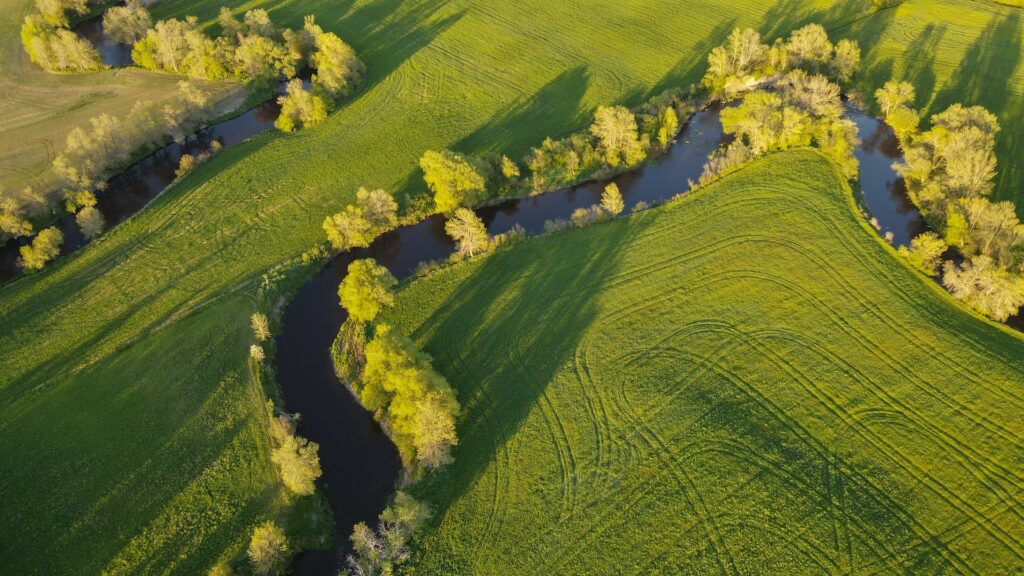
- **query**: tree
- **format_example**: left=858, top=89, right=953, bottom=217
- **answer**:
left=19, top=226, right=63, bottom=271
left=590, top=106, right=645, bottom=168
left=275, top=79, right=328, bottom=131
left=250, top=344, right=265, bottom=364
left=310, top=30, right=364, bottom=100
left=338, top=259, right=397, bottom=323
left=887, top=105, right=920, bottom=143
left=347, top=492, right=430, bottom=576
left=234, top=33, right=292, bottom=83
left=951, top=198, right=1024, bottom=267
left=75, top=205, right=105, bottom=239
left=786, top=24, right=833, bottom=72
left=361, top=325, right=460, bottom=468
left=272, top=433, right=321, bottom=496
left=658, top=106, right=679, bottom=148
left=217, top=7, right=243, bottom=39
left=243, top=9, right=276, bottom=38
left=411, top=392, right=459, bottom=469
left=875, top=80, right=915, bottom=118
left=943, top=256, right=1024, bottom=321
left=702, top=27, right=768, bottom=93
left=420, top=150, right=488, bottom=213
left=601, top=183, right=625, bottom=216
left=323, top=206, right=373, bottom=250
left=0, top=196, right=34, bottom=240
left=248, top=521, right=287, bottom=576
left=830, top=38, right=860, bottom=83
left=445, top=208, right=489, bottom=257
left=35, top=0, right=86, bottom=27
left=251, top=312, right=271, bottom=341
left=356, top=188, right=397, bottom=230
left=21, top=16, right=102, bottom=72
left=897, top=232, right=947, bottom=275
left=103, top=1, right=152, bottom=45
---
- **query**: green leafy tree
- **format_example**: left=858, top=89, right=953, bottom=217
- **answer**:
left=103, top=1, right=151, bottom=45
left=601, top=183, right=625, bottom=216
left=310, top=29, right=364, bottom=100
left=897, top=232, right=947, bottom=275
left=875, top=80, right=915, bottom=118
left=444, top=208, right=489, bottom=257
left=271, top=433, right=321, bottom=496
left=420, top=150, right=488, bottom=213
left=658, top=106, right=679, bottom=148
left=21, top=15, right=102, bottom=72
left=943, top=256, right=1024, bottom=321
left=361, top=325, right=460, bottom=468
left=19, top=226, right=63, bottom=271
left=75, top=205, right=105, bottom=239
left=887, top=105, right=920, bottom=143
left=248, top=522, right=288, bottom=576
left=323, top=205, right=373, bottom=250
left=339, top=259, right=398, bottom=323
left=590, top=106, right=645, bottom=168
left=0, top=196, right=34, bottom=240
left=275, top=79, right=328, bottom=132
left=830, top=38, right=860, bottom=83
left=786, top=24, right=833, bottom=72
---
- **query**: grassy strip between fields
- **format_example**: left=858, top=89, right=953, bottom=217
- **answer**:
left=381, top=149, right=1024, bottom=575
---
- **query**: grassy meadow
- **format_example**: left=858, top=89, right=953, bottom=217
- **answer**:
left=384, top=150, right=1024, bottom=574
left=1, top=0, right=1023, bottom=573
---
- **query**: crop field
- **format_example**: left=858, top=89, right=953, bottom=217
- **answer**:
left=0, top=0, right=243, bottom=196
left=1, top=0, right=1023, bottom=573
left=383, top=150, right=1024, bottom=575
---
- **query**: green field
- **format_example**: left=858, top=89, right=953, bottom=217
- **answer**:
left=383, top=150, right=1024, bottom=574
left=2, top=0, right=1024, bottom=573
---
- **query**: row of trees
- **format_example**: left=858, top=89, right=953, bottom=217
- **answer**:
left=20, top=0, right=103, bottom=72
left=698, top=26, right=862, bottom=185
left=881, top=82, right=1024, bottom=320
left=338, top=257, right=461, bottom=470
left=702, top=24, right=860, bottom=96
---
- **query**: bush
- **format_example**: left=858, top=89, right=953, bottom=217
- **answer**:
left=275, top=79, right=328, bottom=132
left=897, top=232, right=947, bottom=275
left=19, top=226, right=63, bottom=271
left=75, top=206, right=105, bottom=239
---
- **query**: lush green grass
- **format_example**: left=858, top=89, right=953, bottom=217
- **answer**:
left=2, top=0, right=1023, bottom=572
left=383, top=150, right=1024, bottom=575
left=0, top=0, right=243, bottom=198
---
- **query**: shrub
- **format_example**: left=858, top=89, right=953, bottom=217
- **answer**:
left=248, top=522, right=287, bottom=576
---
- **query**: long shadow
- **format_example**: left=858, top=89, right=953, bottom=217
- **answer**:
left=454, top=66, right=591, bottom=158
left=931, top=12, right=1022, bottom=208
left=645, top=18, right=737, bottom=100
left=902, top=24, right=946, bottom=114
left=404, top=211, right=651, bottom=527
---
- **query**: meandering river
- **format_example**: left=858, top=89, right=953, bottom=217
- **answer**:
left=7, top=19, right=1020, bottom=567
left=275, top=103, right=947, bottom=574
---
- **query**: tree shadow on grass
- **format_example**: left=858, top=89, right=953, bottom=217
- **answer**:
left=930, top=12, right=1023, bottom=208
left=399, top=211, right=655, bottom=543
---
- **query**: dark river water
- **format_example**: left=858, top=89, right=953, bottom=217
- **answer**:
left=74, top=15, right=133, bottom=67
